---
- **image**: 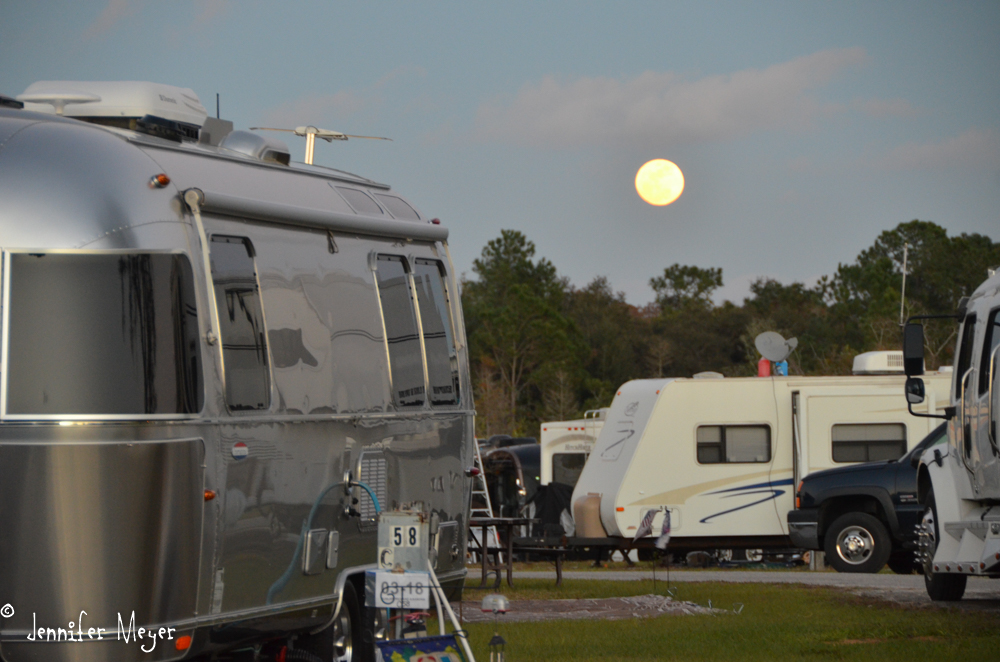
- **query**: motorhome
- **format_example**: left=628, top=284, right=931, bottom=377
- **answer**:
left=570, top=352, right=950, bottom=554
left=905, top=269, right=1000, bottom=600
left=0, top=81, right=473, bottom=661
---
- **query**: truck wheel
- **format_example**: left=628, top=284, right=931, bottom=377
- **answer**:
left=921, top=491, right=967, bottom=601
left=824, top=513, right=891, bottom=573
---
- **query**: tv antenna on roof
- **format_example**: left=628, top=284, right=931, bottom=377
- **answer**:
left=754, top=331, right=798, bottom=363
left=250, top=126, right=391, bottom=165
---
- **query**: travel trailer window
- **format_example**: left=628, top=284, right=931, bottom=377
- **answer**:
left=978, top=308, right=1000, bottom=395
left=696, top=425, right=771, bottom=463
left=831, top=423, right=906, bottom=462
left=336, top=187, right=384, bottom=216
left=413, top=259, right=459, bottom=406
left=375, top=255, right=425, bottom=407
left=210, top=236, right=271, bottom=411
left=374, top=193, right=420, bottom=220
left=6, top=253, right=202, bottom=415
left=552, top=452, right=588, bottom=485
left=955, top=313, right=977, bottom=401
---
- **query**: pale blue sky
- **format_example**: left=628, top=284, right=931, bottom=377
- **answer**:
left=3, top=1, right=998, bottom=304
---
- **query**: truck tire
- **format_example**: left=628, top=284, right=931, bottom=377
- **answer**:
left=824, top=512, right=891, bottom=573
left=921, top=490, right=967, bottom=601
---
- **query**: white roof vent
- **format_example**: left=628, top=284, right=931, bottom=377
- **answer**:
left=693, top=371, right=725, bottom=379
left=18, top=81, right=207, bottom=127
left=852, top=351, right=906, bottom=375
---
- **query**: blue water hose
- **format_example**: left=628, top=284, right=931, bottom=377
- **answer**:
left=265, top=479, right=382, bottom=604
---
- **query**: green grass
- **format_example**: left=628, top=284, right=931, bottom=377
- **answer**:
left=448, top=579, right=1000, bottom=661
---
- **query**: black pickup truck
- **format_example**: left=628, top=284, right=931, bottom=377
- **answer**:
left=787, top=423, right=947, bottom=573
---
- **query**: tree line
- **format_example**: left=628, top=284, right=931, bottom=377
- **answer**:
left=461, top=220, right=999, bottom=438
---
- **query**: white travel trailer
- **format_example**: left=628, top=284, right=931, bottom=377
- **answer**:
left=570, top=353, right=951, bottom=553
left=539, top=409, right=607, bottom=487
left=906, top=269, right=1000, bottom=600
left=0, top=82, right=473, bottom=662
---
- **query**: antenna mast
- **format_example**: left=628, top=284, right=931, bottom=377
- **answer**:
left=899, top=242, right=909, bottom=326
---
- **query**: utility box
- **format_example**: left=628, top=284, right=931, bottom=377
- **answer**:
left=377, top=511, right=430, bottom=571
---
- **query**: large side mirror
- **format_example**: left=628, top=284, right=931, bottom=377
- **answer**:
left=903, top=323, right=925, bottom=376
left=905, top=377, right=925, bottom=404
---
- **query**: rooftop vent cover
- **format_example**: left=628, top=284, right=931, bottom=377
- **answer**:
left=18, top=81, right=207, bottom=126
left=852, top=351, right=905, bottom=375
left=220, top=131, right=291, bottom=166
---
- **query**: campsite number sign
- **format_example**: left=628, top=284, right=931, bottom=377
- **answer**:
left=392, top=525, right=419, bottom=547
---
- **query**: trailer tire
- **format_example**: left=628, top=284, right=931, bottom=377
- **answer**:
left=922, top=490, right=967, bottom=601
left=824, top=512, right=891, bottom=573
left=299, top=581, right=364, bottom=662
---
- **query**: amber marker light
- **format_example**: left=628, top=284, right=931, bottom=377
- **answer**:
left=204, top=490, right=217, bottom=501
left=149, top=173, right=171, bottom=188
left=175, top=635, right=192, bottom=651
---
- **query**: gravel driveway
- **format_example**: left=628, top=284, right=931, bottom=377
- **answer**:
left=498, top=569, right=1000, bottom=612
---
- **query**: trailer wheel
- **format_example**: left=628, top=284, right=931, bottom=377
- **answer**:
left=824, top=512, right=891, bottom=573
left=299, top=582, right=363, bottom=662
left=921, top=490, right=967, bottom=601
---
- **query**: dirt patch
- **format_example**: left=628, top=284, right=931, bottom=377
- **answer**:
left=455, top=595, right=722, bottom=623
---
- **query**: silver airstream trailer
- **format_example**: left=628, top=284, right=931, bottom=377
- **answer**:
left=0, top=82, right=473, bottom=662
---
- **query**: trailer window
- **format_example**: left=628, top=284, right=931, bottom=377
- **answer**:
left=697, top=425, right=771, bottom=464
left=374, top=194, right=420, bottom=220
left=552, top=452, right=588, bottom=486
left=210, top=236, right=270, bottom=411
left=336, top=187, right=383, bottom=216
left=375, top=255, right=424, bottom=407
left=831, top=423, right=906, bottom=462
left=413, top=259, right=459, bottom=406
left=979, top=308, right=1000, bottom=396
left=6, top=253, right=202, bottom=415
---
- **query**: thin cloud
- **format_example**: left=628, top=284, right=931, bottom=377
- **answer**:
left=192, top=0, right=230, bottom=31
left=474, top=47, right=867, bottom=148
left=851, top=97, right=916, bottom=118
left=260, top=65, right=426, bottom=128
left=880, top=128, right=1000, bottom=170
left=82, top=0, right=136, bottom=41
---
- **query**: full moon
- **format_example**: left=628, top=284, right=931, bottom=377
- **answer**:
left=635, top=159, right=685, bottom=206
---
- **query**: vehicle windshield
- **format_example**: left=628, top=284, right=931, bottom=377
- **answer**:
left=900, top=423, right=948, bottom=461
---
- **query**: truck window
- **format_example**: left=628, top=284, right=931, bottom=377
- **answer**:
left=375, top=255, right=425, bottom=407
left=955, top=313, right=977, bottom=401
left=978, top=308, right=1000, bottom=395
left=6, top=253, right=202, bottom=415
left=552, top=452, right=588, bottom=486
left=210, top=236, right=271, bottom=411
left=831, top=423, right=906, bottom=462
left=412, top=259, right=459, bottom=406
left=697, top=425, right=771, bottom=463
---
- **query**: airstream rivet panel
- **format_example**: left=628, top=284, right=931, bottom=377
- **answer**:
left=0, top=81, right=473, bottom=662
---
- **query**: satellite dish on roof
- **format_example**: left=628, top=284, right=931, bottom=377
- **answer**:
left=755, top=332, right=798, bottom=362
